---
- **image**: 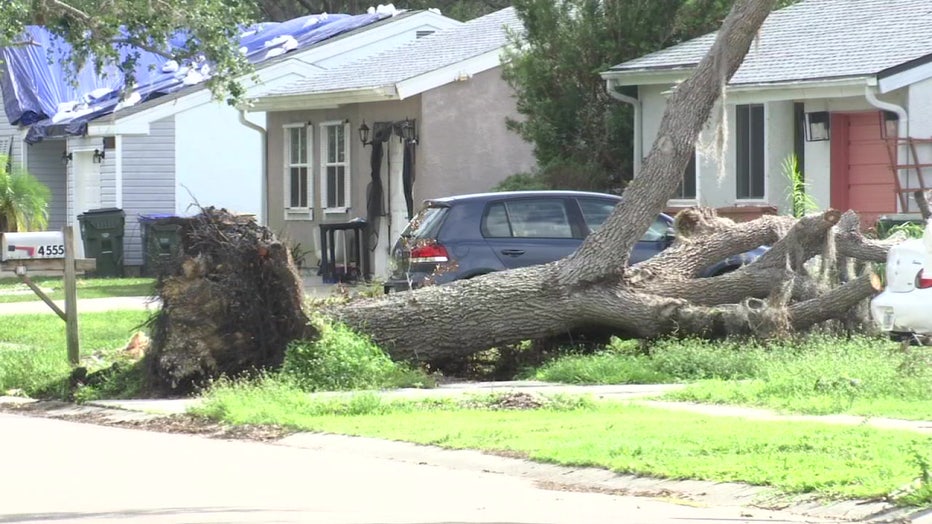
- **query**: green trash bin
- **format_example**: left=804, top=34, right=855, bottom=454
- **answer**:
left=139, top=214, right=182, bottom=276
left=77, top=208, right=126, bottom=277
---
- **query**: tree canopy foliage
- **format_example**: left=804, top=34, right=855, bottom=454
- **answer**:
left=1, top=0, right=258, bottom=103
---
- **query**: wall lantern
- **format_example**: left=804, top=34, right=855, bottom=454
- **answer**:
left=399, top=117, right=417, bottom=144
left=881, top=111, right=899, bottom=139
left=358, top=120, right=371, bottom=146
left=92, top=148, right=106, bottom=163
left=61, top=152, right=72, bottom=165
left=805, top=111, right=831, bottom=142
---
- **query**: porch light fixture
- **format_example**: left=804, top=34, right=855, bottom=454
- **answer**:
left=61, top=152, right=72, bottom=165
left=358, top=120, right=371, bottom=146
left=882, top=111, right=899, bottom=139
left=399, top=117, right=417, bottom=144
left=805, top=111, right=831, bottom=142
left=92, top=148, right=106, bottom=163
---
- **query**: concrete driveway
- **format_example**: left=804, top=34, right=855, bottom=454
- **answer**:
left=0, top=412, right=830, bottom=524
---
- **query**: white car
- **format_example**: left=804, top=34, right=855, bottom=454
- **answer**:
left=871, top=223, right=932, bottom=340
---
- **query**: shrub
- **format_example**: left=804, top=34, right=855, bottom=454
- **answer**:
left=281, top=316, right=431, bottom=391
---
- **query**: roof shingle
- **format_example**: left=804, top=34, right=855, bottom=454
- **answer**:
left=261, top=7, right=520, bottom=97
left=610, top=0, right=932, bottom=85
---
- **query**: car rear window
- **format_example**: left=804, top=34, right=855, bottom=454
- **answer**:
left=401, top=205, right=448, bottom=239
left=578, top=198, right=669, bottom=241
left=482, top=199, right=574, bottom=239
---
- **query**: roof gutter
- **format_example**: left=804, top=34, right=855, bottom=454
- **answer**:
left=606, top=78, right=642, bottom=175
left=239, top=110, right=268, bottom=225
left=864, top=84, right=908, bottom=138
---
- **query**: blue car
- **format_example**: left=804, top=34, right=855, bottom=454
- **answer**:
left=384, top=190, right=766, bottom=293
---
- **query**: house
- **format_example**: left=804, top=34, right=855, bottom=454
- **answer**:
left=602, top=0, right=932, bottom=226
left=0, top=8, right=461, bottom=268
left=248, top=7, right=535, bottom=278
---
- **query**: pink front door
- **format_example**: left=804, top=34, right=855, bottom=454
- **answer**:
left=830, top=112, right=896, bottom=225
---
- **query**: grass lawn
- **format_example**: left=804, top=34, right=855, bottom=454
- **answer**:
left=195, top=380, right=932, bottom=503
left=0, top=310, right=151, bottom=396
left=530, top=335, right=932, bottom=420
left=0, top=276, right=155, bottom=304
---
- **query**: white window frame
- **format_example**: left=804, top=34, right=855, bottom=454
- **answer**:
left=735, top=103, right=769, bottom=203
left=283, top=123, right=313, bottom=221
left=320, top=120, right=351, bottom=214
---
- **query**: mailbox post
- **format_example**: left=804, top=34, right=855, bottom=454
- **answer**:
left=1, top=226, right=95, bottom=365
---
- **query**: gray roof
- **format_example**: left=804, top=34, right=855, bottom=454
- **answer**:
left=261, top=7, right=520, bottom=97
left=610, top=0, right=932, bottom=85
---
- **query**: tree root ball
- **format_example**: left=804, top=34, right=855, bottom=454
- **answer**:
left=144, top=208, right=315, bottom=394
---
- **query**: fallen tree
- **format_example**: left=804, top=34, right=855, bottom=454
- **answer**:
left=324, top=0, right=902, bottom=364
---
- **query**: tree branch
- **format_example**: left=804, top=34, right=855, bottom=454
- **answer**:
left=45, top=0, right=92, bottom=21
left=834, top=210, right=901, bottom=263
left=788, top=273, right=882, bottom=330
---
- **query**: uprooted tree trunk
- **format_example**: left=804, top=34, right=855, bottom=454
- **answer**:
left=145, top=208, right=314, bottom=393
left=327, top=0, right=901, bottom=364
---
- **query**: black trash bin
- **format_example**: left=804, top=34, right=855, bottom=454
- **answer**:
left=138, top=214, right=182, bottom=276
left=876, top=215, right=924, bottom=238
left=77, top=208, right=126, bottom=277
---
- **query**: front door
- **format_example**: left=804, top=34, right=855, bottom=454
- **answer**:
left=830, top=112, right=896, bottom=225
left=72, top=150, right=102, bottom=258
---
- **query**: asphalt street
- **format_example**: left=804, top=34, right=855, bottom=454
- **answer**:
left=0, top=412, right=830, bottom=524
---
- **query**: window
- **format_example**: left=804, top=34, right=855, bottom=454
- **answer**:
left=674, top=154, right=697, bottom=200
left=321, top=121, right=351, bottom=211
left=578, top=198, right=616, bottom=233
left=481, top=199, right=573, bottom=239
left=284, top=124, right=311, bottom=217
left=736, top=104, right=765, bottom=199
left=579, top=198, right=668, bottom=241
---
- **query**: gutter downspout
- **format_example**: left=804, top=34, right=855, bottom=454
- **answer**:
left=864, top=85, right=910, bottom=213
left=606, top=78, right=642, bottom=176
left=239, top=109, right=268, bottom=225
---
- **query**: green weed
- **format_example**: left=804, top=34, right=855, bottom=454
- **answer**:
left=281, top=315, right=432, bottom=392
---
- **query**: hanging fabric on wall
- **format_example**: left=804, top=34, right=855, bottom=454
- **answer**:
left=402, top=140, right=416, bottom=220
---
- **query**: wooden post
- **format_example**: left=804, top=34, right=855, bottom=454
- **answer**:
left=63, top=226, right=79, bottom=365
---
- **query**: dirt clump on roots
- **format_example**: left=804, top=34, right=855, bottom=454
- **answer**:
left=144, top=208, right=315, bottom=395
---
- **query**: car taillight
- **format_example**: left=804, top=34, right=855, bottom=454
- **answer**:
left=410, top=244, right=449, bottom=263
left=916, top=269, right=932, bottom=289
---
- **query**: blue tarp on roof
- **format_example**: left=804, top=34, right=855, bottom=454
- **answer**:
left=0, top=12, right=385, bottom=143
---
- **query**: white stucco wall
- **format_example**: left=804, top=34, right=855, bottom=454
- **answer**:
left=175, top=104, right=265, bottom=218
left=640, top=85, right=794, bottom=213
left=908, top=77, right=932, bottom=194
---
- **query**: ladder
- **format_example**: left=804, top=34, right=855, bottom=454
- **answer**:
left=883, top=134, right=932, bottom=213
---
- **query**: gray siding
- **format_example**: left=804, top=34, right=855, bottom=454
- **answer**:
left=0, top=86, right=25, bottom=167
left=25, top=139, right=68, bottom=231
left=121, top=116, right=176, bottom=266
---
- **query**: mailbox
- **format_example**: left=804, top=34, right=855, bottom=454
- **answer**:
left=1, top=231, right=67, bottom=261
